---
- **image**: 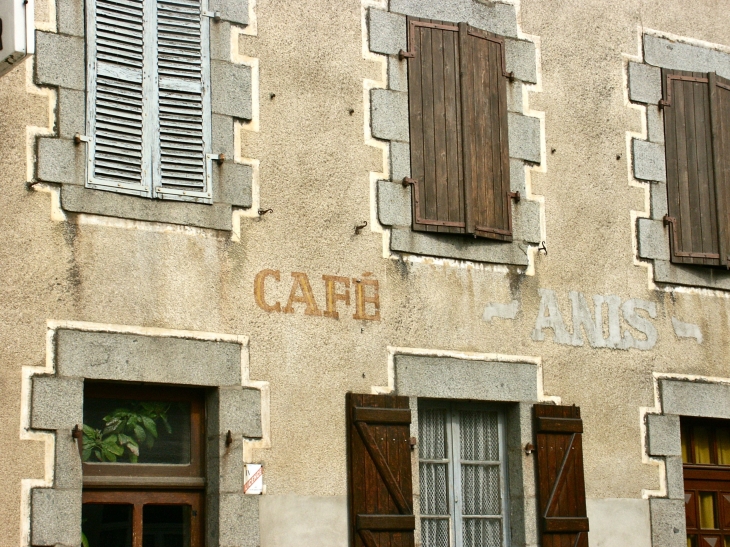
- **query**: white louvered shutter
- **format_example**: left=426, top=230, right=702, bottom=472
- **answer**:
left=88, top=0, right=149, bottom=195
left=86, top=0, right=211, bottom=201
left=154, top=0, right=211, bottom=201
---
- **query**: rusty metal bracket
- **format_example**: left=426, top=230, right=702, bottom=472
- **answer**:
left=663, top=214, right=675, bottom=227
left=658, top=99, right=668, bottom=110
left=355, top=221, right=368, bottom=235
left=207, top=153, right=225, bottom=165
left=409, top=437, right=417, bottom=450
left=538, top=241, right=547, bottom=255
left=524, top=442, right=535, bottom=455
left=509, top=191, right=521, bottom=202
left=401, top=177, right=417, bottom=187
left=72, top=424, right=83, bottom=459
left=258, top=208, right=273, bottom=216
left=74, top=133, right=91, bottom=145
left=226, top=430, right=233, bottom=447
left=398, top=49, right=415, bottom=61
left=507, top=71, right=515, bottom=82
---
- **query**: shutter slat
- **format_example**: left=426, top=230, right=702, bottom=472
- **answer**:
left=534, top=404, right=589, bottom=547
left=714, top=75, right=730, bottom=267
left=662, top=69, right=722, bottom=265
left=155, top=0, right=206, bottom=195
left=347, top=393, right=415, bottom=547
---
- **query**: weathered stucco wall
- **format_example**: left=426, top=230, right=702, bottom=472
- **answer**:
left=3, top=0, right=730, bottom=545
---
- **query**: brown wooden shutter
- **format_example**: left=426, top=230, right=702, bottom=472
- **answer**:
left=534, top=404, right=589, bottom=547
left=347, top=393, right=415, bottom=547
left=406, top=19, right=515, bottom=240
left=460, top=24, right=513, bottom=241
left=662, top=69, right=726, bottom=266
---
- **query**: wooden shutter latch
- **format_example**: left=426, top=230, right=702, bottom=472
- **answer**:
left=398, top=49, right=415, bottom=61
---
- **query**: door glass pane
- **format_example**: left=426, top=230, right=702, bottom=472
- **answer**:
left=421, top=518, right=449, bottom=547
left=462, top=518, right=502, bottom=547
left=83, top=398, right=191, bottom=464
left=682, top=426, right=691, bottom=463
left=700, top=492, right=717, bottom=529
left=461, top=464, right=501, bottom=515
left=82, top=504, right=133, bottom=547
left=687, top=536, right=697, bottom=547
left=694, top=426, right=713, bottom=464
left=143, top=505, right=191, bottom=547
left=459, top=411, right=499, bottom=461
left=717, top=428, right=730, bottom=465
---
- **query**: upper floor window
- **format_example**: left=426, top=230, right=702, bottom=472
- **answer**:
left=86, top=0, right=212, bottom=203
left=661, top=69, right=730, bottom=267
left=405, top=19, right=517, bottom=242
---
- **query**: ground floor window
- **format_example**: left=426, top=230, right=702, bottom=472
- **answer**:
left=682, top=418, right=730, bottom=547
left=418, top=401, right=510, bottom=547
left=81, top=382, right=206, bottom=547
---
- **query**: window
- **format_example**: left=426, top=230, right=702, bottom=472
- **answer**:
left=661, top=69, right=730, bottom=267
left=418, top=401, right=510, bottom=547
left=681, top=418, right=730, bottom=547
left=80, top=382, right=205, bottom=547
left=405, top=19, right=517, bottom=241
left=86, top=0, right=212, bottom=203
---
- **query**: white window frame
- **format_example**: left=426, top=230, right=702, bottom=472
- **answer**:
left=418, top=400, right=511, bottom=547
left=85, top=0, right=213, bottom=203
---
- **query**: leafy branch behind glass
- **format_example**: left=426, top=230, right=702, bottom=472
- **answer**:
left=82, top=402, right=172, bottom=462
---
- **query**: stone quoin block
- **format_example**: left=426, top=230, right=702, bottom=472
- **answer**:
left=377, top=179, right=412, bottom=227
left=31, top=488, right=82, bottom=547
left=505, top=38, right=538, bottom=84
left=628, top=62, right=662, bottom=105
left=57, top=0, right=84, bottom=37
left=637, top=218, right=670, bottom=261
left=390, top=141, right=411, bottom=182
left=31, top=376, right=83, bottom=431
left=388, top=57, right=408, bottom=92
left=633, top=139, right=667, bottom=182
left=371, top=89, right=410, bottom=143
left=644, top=35, right=730, bottom=80
left=57, top=88, right=86, bottom=139
left=34, top=32, right=85, bottom=91
left=214, top=162, right=253, bottom=208
left=649, top=498, right=686, bottom=547
left=211, top=61, right=253, bottom=120
left=37, top=137, right=84, bottom=185
left=368, top=9, right=407, bottom=56
left=208, top=0, right=249, bottom=27
left=508, top=113, right=541, bottom=164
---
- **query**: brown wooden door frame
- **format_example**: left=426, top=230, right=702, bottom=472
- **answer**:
left=83, top=490, right=204, bottom=547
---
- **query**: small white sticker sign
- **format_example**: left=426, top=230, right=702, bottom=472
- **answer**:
left=244, top=464, right=263, bottom=495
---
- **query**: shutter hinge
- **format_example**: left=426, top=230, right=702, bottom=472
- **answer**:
left=663, top=214, right=676, bottom=227
left=507, top=71, right=515, bottom=82
left=658, top=99, right=668, bottom=110
left=207, top=153, right=225, bottom=165
left=202, top=10, right=221, bottom=21
left=398, top=49, right=415, bottom=61
left=74, top=134, right=91, bottom=145
left=524, top=442, right=534, bottom=455
left=401, top=177, right=417, bottom=187
left=509, top=191, right=521, bottom=202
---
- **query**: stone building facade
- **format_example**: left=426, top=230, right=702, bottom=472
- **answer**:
left=2, top=0, right=730, bottom=546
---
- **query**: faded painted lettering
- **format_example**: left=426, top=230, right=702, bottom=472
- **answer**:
left=254, top=269, right=380, bottom=321
left=532, top=289, right=658, bottom=351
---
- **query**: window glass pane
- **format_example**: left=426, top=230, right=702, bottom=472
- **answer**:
left=461, top=464, right=501, bottom=515
left=420, top=463, right=449, bottom=515
left=459, top=411, right=499, bottom=462
left=143, top=505, right=191, bottom=547
left=83, top=398, right=191, bottom=464
left=462, top=518, right=502, bottom=547
left=419, top=407, right=449, bottom=517
left=420, top=518, right=449, bottom=547
left=700, top=492, right=717, bottom=529
left=682, top=425, right=691, bottom=463
left=419, top=408, right=447, bottom=460
left=82, top=504, right=133, bottom=547
left=717, top=428, right=730, bottom=465
left=694, top=426, right=713, bottom=464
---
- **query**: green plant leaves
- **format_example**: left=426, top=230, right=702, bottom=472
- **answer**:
left=83, top=401, right=173, bottom=463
